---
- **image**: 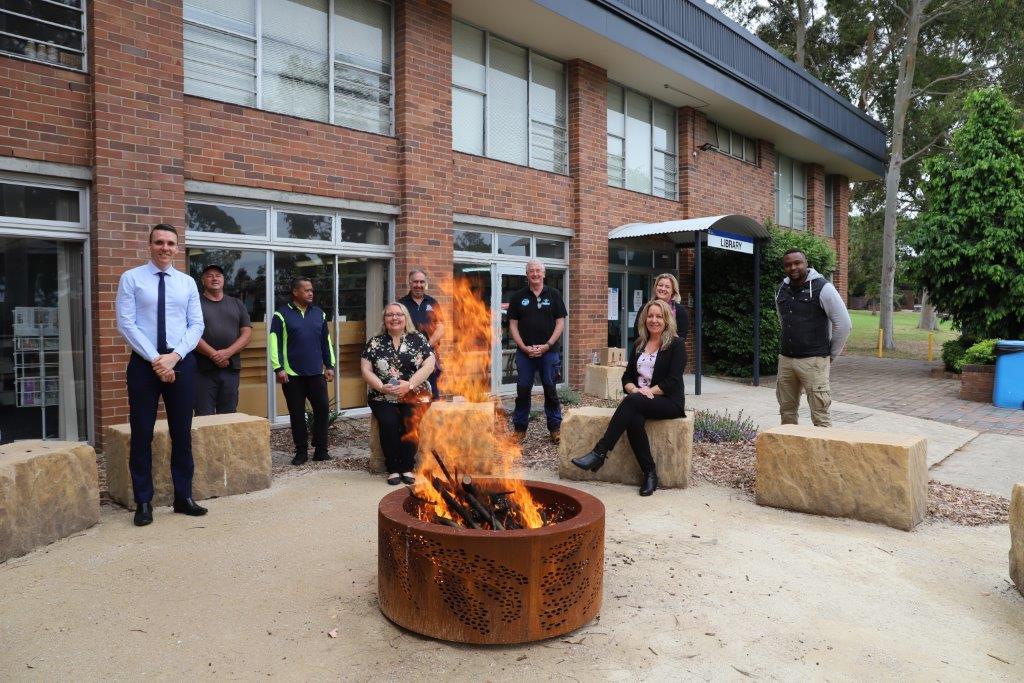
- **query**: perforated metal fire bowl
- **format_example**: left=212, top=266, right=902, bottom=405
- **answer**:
left=377, top=479, right=605, bottom=644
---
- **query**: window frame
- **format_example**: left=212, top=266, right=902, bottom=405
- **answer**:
left=823, top=174, right=836, bottom=238
left=451, top=18, right=568, bottom=175
left=774, top=152, right=807, bottom=230
left=0, top=0, right=88, bottom=72
left=606, top=81, right=678, bottom=200
left=185, top=196, right=395, bottom=257
left=0, top=174, right=89, bottom=234
left=183, top=0, right=394, bottom=136
left=708, top=121, right=757, bottom=165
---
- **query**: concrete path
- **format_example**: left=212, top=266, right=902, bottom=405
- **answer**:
left=1, top=470, right=1021, bottom=680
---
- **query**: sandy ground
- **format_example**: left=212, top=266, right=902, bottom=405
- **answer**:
left=1, top=468, right=1022, bottom=681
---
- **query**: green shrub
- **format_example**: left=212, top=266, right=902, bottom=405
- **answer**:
left=941, top=337, right=970, bottom=373
left=955, top=339, right=997, bottom=371
left=558, top=386, right=582, bottom=406
left=702, top=223, right=837, bottom=377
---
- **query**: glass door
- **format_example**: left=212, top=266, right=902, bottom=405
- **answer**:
left=625, top=272, right=651, bottom=351
left=453, top=263, right=493, bottom=392
left=271, top=251, right=336, bottom=418
left=0, top=237, right=87, bottom=443
left=498, top=265, right=528, bottom=391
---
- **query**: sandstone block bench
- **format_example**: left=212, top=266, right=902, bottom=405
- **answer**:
left=1012, top=484, right=1023, bottom=598
left=0, top=440, right=99, bottom=563
left=557, top=406, right=693, bottom=489
left=755, top=425, right=927, bottom=531
left=370, top=400, right=497, bottom=475
left=583, top=364, right=625, bottom=400
left=105, top=413, right=270, bottom=509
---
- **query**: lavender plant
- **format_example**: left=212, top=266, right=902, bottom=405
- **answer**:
left=693, top=409, right=757, bottom=443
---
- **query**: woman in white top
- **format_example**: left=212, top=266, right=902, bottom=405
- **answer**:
left=572, top=299, right=686, bottom=496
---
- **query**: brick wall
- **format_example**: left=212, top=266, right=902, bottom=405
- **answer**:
left=0, top=56, right=91, bottom=166
left=566, top=60, right=609, bottom=387
left=452, top=152, right=573, bottom=227
left=184, top=97, right=400, bottom=205
left=90, top=0, right=186, bottom=445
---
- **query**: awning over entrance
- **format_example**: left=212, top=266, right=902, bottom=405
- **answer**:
left=609, top=215, right=768, bottom=395
left=608, top=214, right=770, bottom=243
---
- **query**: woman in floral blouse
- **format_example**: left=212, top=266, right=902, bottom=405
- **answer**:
left=360, top=302, right=436, bottom=485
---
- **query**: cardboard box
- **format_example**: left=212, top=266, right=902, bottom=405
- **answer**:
left=599, top=347, right=626, bottom=366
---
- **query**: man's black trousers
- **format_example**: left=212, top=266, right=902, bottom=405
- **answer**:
left=281, top=374, right=330, bottom=457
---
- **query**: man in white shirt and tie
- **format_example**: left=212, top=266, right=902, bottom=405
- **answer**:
left=115, top=224, right=207, bottom=526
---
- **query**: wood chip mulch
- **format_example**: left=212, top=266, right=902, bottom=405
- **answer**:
left=265, top=397, right=1011, bottom=527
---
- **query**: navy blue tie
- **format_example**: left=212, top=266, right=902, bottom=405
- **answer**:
left=156, top=272, right=168, bottom=354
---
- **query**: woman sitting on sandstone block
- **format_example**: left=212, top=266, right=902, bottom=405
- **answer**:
left=571, top=299, right=686, bottom=496
left=360, top=302, right=435, bottom=486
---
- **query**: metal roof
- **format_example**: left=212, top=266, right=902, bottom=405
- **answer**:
left=609, top=214, right=770, bottom=242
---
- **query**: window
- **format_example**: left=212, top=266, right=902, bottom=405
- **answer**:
left=607, top=83, right=677, bottom=199
left=453, top=229, right=491, bottom=253
left=709, top=122, right=757, bottom=164
left=775, top=153, right=807, bottom=230
left=824, top=174, right=836, bottom=237
left=0, top=182, right=80, bottom=223
left=186, top=200, right=391, bottom=247
left=451, top=21, right=567, bottom=174
left=453, top=225, right=566, bottom=260
left=0, top=0, right=86, bottom=70
left=183, top=0, right=393, bottom=135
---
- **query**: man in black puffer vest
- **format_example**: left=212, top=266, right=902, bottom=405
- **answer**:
left=775, top=249, right=852, bottom=427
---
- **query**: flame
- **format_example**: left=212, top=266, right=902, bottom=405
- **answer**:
left=402, top=276, right=546, bottom=529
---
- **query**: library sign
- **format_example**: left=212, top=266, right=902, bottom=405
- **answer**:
left=707, top=229, right=753, bottom=255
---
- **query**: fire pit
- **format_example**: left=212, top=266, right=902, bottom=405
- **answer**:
left=378, top=479, right=605, bottom=644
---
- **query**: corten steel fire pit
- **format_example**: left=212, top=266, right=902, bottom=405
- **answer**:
left=378, top=479, right=605, bottom=644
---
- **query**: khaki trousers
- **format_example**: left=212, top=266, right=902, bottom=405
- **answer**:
left=776, top=355, right=832, bottom=427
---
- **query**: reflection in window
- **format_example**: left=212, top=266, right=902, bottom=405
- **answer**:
left=453, top=229, right=492, bottom=253
left=496, top=233, right=530, bottom=256
left=340, top=218, right=388, bottom=245
left=608, top=245, right=628, bottom=265
left=655, top=251, right=675, bottom=270
left=276, top=212, right=332, bottom=241
left=0, top=183, right=80, bottom=222
left=187, top=202, right=266, bottom=236
left=775, top=152, right=806, bottom=230
left=536, top=238, right=565, bottom=260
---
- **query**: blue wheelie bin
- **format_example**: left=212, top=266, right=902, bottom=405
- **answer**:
left=992, top=340, right=1024, bottom=409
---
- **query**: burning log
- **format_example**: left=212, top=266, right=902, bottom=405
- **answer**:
left=462, top=476, right=505, bottom=531
left=430, top=476, right=481, bottom=529
left=431, top=450, right=459, bottom=491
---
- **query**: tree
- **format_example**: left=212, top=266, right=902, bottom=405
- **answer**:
left=711, top=0, right=1024, bottom=348
left=910, top=88, right=1024, bottom=340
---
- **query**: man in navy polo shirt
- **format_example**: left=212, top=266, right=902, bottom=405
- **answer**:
left=269, top=277, right=336, bottom=465
left=508, top=259, right=567, bottom=444
left=398, top=269, right=445, bottom=399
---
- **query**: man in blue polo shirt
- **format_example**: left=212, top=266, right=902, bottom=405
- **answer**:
left=398, top=269, right=445, bottom=399
left=269, top=277, right=336, bottom=465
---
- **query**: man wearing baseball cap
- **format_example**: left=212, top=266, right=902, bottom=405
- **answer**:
left=194, top=263, right=252, bottom=415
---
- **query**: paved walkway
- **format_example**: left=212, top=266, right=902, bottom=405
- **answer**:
left=688, top=355, right=1024, bottom=497
left=830, top=355, right=1024, bottom=436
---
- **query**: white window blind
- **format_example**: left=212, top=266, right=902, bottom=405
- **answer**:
left=333, top=0, right=392, bottom=135
left=450, top=20, right=567, bottom=174
left=488, top=38, right=529, bottom=166
left=775, top=153, right=806, bottom=230
left=607, top=82, right=677, bottom=199
left=183, top=0, right=393, bottom=134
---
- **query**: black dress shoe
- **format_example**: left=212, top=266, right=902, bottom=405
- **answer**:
left=571, top=449, right=607, bottom=472
left=387, top=473, right=401, bottom=486
left=400, top=472, right=416, bottom=485
left=173, top=497, right=208, bottom=516
left=639, top=471, right=658, bottom=497
left=311, top=451, right=331, bottom=462
left=133, top=502, right=153, bottom=527
left=291, top=452, right=309, bottom=466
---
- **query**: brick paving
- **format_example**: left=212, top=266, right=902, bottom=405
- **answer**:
left=829, top=355, right=1024, bottom=436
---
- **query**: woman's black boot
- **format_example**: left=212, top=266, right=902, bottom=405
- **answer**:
left=571, top=448, right=607, bottom=472
left=639, top=470, right=658, bottom=496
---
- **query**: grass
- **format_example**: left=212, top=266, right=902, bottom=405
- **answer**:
left=845, top=309, right=957, bottom=361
